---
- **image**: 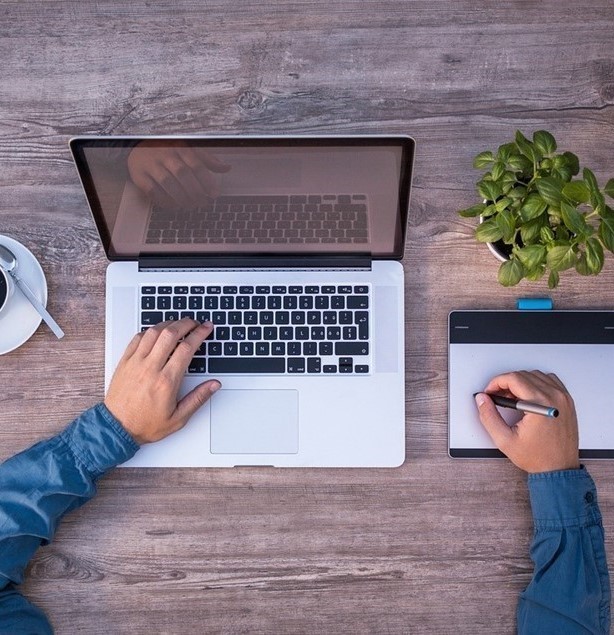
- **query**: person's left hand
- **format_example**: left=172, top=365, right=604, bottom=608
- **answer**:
left=104, top=318, right=220, bottom=444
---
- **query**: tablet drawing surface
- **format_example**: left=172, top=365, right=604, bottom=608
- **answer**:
left=448, top=311, right=614, bottom=459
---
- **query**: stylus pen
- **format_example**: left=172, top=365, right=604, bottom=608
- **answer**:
left=474, top=393, right=559, bottom=418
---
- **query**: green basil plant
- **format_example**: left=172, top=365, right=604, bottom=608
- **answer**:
left=459, top=130, right=614, bottom=288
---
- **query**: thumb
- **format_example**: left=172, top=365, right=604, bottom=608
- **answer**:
left=474, top=393, right=514, bottom=452
left=175, top=380, right=222, bottom=423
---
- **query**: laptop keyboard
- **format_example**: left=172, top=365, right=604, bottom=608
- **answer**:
left=140, top=284, right=371, bottom=374
left=144, top=194, right=369, bottom=245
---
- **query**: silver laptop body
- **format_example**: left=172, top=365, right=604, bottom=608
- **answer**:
left=70, top=135, right=414, bottom=467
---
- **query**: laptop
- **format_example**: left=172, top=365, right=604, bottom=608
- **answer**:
left=70, top=135, right=415, bottom=467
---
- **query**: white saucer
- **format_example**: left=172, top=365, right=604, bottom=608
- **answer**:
left=0, top=234, right=48, bottom=355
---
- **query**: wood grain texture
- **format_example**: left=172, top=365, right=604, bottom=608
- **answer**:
left=1, top=0, right=613, bottom=632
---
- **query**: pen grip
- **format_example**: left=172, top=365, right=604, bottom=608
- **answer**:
left=490, top=395, right=518, bottom=409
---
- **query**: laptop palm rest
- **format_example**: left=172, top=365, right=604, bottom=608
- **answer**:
left=210, top=389, right=299, bottom=454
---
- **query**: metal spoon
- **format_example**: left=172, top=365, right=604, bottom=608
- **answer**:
left=0, top=243, right=64, bottom=339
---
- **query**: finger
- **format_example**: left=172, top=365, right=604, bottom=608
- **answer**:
left=180, top=149, right=221, bottom=199
left=483, top=371, right=546, bottom=401
left=118, top=331, right=144, bottom=363
left=148, top=319, right=203, bottom=368
left=166, top=154, right=211, bottom=206
left=192, top=148, right=232, bottom=173
left=475, top=393, right=514, bottom=453
left=174, top=379, right=222, bottom=424
left=547, top=372, right=567, bottom=390
left=165, top=321, right=214, bottom=376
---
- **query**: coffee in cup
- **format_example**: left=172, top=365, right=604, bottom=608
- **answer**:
left=0, top=267, right=13, bottom=315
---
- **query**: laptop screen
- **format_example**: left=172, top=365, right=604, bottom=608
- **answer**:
left=70, top=136, right=414, bottom=261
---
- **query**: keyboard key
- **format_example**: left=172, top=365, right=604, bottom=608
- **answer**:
left=272, top=286, right=287, bottom=293
left=307, top=357, right=321, bottom=373
left=323, top=365, right=337, bottom=373
left=259, top=312, right=274, bottom=325
left=255, top=342, right=270, bottom=355
left=252, top=296, right=266, bottom=310
left=347, top=296, right=369, bottom=309
left=264, top=327, right=278, bottom=340
left=343, top=326, right=358, bottom=340
left=355, top=365, right=369, bottom=373
left=189, top=296, right=203, bottom=310
left=232, top=327, right=246, bottom=340
left=141, top=296, right=156, bottom=310
left=205, top=297, right=218, bottom=309
left=272, top=342, right=285, bottom=355
left=224, top=342, right=238, bottom=356
left=173, top=296, right=187, bottom=310
left=323, top=312, right=337, bottom=324
left=291, top=312, right=305, bottom=325
left=288, top=342, right=302, bottom=356
left=240, top=342, right=254, bottom=356
left=280, top=327, right=294, bottom=340
left=287, top=358, right=306, bottom=373
left=335, top=342, right=369, bottom=355
left=321, top=286, right=335, bottom=294
left=248, top=327, right=262, bottom=340
left=174, top=286, right=189, bottom=294
left=208, top=358, right=285, bottom=373
left=337, top=286, right=352, bottom=293
left=223, top=286, right=238, bottom=294
left=311, top=327, right=325, bottom=340
left=228, top=312, right=242, bottom=325
left=158, top=286, right=172, bottom=294
left=180, top=311, right=195, bottom=320
left=141, top=311, right=163, bottom=325
left=190, top=286, right=205, bottom=294
left=236, top=296, right=250, bottom=309
left=303, top=342, right=317, bottom=355
left=295, top=327, right=309, bottom=340
left=212, top=312, right=226, bottom=324
left=275, top=311, right=290, bottom=325
left=307, top=311, right=321, bottom=324
left=267, top=296, right=282, bottom=310
left=207, top=286, right=221, bottom=294
left=315, top=296, right=329, bottom=309
left=216, top=327, right=230, bottom=340
left=165, top=311, right=179, bottom=321
left=331, top=296, right=345, bottom=309
left=305, top=286, right=319, bottom=294
left=289, top=286, right=303, bottom=294
left=319, top=342, right=333, bottom=355
left=196, top=311, right=211, bottom=323
left=239, top=286, right=254, bottom=294
left=220, top=296, right=234, bottom=310
left=339, top=311, right=353, bottom=324
left=157, top=296, right=171, bottom=310
left=142, top=286, right=156, bottom=294
left=256, top=286, right=270, bottom=294
left=327, top=326, right=341, bottom=340
left=208, top=342, right=222, bottom=356
left=354, top=286, right=368, bottom=293
left=188, top=358, right=207, bottom=374
left=283, top=296, right=298, bottom=309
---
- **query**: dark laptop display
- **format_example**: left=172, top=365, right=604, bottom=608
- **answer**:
left=70, top=136, right=414, bottom=261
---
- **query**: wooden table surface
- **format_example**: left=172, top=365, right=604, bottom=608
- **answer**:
left=1, top=1, right=614, bottom=633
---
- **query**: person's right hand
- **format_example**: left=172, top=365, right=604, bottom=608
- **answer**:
left=475, top=370, right=580, bottom=473
left=127, top=140, right=231, bottom=208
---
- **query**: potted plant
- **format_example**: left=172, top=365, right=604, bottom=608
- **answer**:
left=459, top=130, right=614, bottom=287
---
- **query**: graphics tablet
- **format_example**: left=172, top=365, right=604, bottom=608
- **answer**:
left=448, top=310, right=614, bottom=459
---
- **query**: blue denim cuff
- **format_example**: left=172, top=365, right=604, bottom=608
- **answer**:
left=527, top=466, right=602, bottom=530
left=58, top=404, right=140, bottom=478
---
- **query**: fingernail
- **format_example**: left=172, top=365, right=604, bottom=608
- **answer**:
left=475, top=393, right=487, bottom=407
left=211, top=381, right=222, bottom=393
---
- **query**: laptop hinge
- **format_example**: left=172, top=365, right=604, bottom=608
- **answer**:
left=137, top=255, right=373, bottom=271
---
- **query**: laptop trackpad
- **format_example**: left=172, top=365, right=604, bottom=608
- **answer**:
left=210, top=390, right=299, bottom=454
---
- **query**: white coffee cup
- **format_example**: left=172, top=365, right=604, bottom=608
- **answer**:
left=0, top=267, right=14, bottom=315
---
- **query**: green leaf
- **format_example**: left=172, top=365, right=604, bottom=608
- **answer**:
left=508, top=185, right=528, bottom=200
left=585, top=237, right=604, bottom=274
left=599, top=210, right=614, bottom=253
left=520, top=193, right=547, bottom=221
left=548, top=270, right=560, bottom=289
left=508, top=154, right=533, bottom=173
left=515, top=130, right=540, bottom=163
left=533, top=130, right=557, bottom=155
left=604, top=178, right=614, bottom=200
left=520, top=217, right=545, bottom=244
left=497, top=143, right=516, bottom=163
left=535, top=176, right=564, bottom=206
left=516, top=244, right=546, bottom=270
left=560, top=201, right=588, bottom=235
left=473, top=151, right=495, bottom=169
left=496, top=208, right=516, bottom=243
left=525, top=267, right=545, bottom=281
left=498, top=257, right=525, bottom=287
left=495, top=197, right=512, bottom=212
left=547, top=244, right=577, bottom=272
left=591, top=190, right=606, bottom=216
left=458, top=203, right=486, bottom=218
left=491, top=161, right=505, bottom=181
left=575, top=253, right=591, bottom=276
left=583, top=168, right=599, bottom=194
left=562, top=181, right=590, bottom=204
left=562, top=152, right=580, bottom=175
left=478, top=179, right=502, bottom=202
left=540, top=225, right=555, bottom=243
left=481, top=204, right=497, bottom=218
left=475, top=219, right=503, bottom=243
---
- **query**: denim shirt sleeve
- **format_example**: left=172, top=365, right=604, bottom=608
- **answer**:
left=518, top=466, right=611, bottom=634
left=0, top=403, right=139, bottom=633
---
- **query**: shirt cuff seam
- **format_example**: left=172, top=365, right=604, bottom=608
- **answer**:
left=96, top=403, right=141, bottom=454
